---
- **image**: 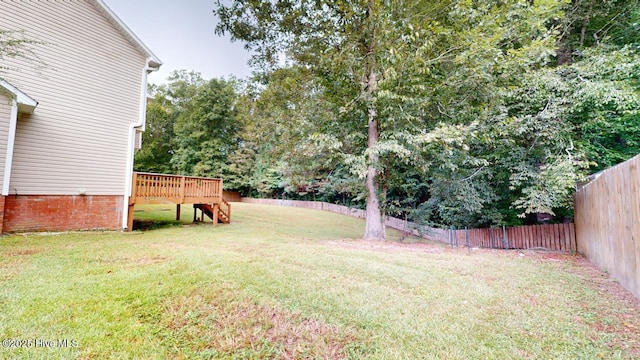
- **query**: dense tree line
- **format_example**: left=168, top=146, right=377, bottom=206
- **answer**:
left=135, top=0, right=640, bottom=238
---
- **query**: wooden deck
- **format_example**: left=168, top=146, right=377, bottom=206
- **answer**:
left=127, top=172, right=230, bottom=230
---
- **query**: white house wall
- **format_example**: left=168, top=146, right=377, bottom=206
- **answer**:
left=0, top=0, right=146, bottom=196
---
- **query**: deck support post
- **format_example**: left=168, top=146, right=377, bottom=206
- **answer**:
left=176, top=204, right=181, bottom=221
left=127, top=204, right=135, bottom=231
left=126, top=172, right=138, bottom=232
left=213, top=203, right=219, bottom=227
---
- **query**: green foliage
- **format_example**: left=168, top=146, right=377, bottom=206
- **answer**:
left=135, top=71, right=241, bottom=182
left=567, top=46, right=640, bottom=171
left=0, top=29, right=45, bottom=73
left=134, top=84, right=175, bottom=174
left=559, top=0, right=640, bottom=51
left=215, top=0, right=580, bottom=230
left=136, top=0, right=640, bottom=228
left=171, top=77, right=239, bottom=178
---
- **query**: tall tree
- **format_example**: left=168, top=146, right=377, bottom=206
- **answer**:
left=171, top=77, right=240, bottom=178
left=216, top=0, right=390, bottom=239
left=215, top=0, right=568, bottom=239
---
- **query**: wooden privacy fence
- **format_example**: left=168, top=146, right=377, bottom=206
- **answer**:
left=241, top=198, right=576, bottom=251
left=384, top=218, right=576, bottom=252
left=574, top=153, right=640, bottom=299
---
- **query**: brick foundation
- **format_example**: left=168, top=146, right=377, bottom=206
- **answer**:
left=2, top=195, right=123, bottom=233
left=0, top=196, right=5, bottom=234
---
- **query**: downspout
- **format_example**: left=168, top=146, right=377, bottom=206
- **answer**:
left=2, top=99, right=18, bottom=196
left=122, top=58, right=154, bottom=230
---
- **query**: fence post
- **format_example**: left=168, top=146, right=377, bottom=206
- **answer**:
left=465, top=226, right=470, bottom=252
left=503, top=225, right=509, bottom=250
left=490, top=225, right=494, bottom=249
left=449, top=226, right=453, bottom=248
left=454, top=226, right=458, bottom=248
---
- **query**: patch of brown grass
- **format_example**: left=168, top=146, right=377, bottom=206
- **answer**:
left=162, top=287, right=361, bottom=359
left=0, top=249, right=41, bottom=280
left=558, top=255, right=640, bottom=358
left=100, top=256, right=167, bottom=266
left=8, top=249, right=41, bottom=256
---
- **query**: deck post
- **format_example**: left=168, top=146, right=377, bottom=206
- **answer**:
left=126, top=172, right=138, bottom=231
left=213, top=203, right=219, bottom=227
left=127, top=204, right=135, bottom=231
left=176, top=204, right=181, bottom=221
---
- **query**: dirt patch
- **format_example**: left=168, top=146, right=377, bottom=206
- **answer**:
left=162, top=288, right=363, bottom=358
left=533, top=254, right=640, bottom=309
left=8, top=249, right=41, bottom=256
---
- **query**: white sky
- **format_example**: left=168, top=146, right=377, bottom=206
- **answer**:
left=103, top=0, right=254, bottom=84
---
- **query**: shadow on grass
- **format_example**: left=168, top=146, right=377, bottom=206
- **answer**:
left=132, top=219, right=183, bottom=231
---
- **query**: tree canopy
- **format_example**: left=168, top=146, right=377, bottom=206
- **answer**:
left=135, top=0, right=640, bottom=238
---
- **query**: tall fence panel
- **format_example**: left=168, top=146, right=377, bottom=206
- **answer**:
left=424, top=224, right=575, bottom=251
left=240, top=197, right=575, bottom=251
left=574, top=154, right=640, bottom=299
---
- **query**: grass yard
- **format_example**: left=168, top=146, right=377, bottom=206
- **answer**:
left=1, top=203, right=639, bottom=359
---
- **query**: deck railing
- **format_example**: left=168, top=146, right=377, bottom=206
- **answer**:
left=131, top=172, right=223, bottom=205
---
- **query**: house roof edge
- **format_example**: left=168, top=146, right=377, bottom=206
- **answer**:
left=89, top=0, right=163, bottom=69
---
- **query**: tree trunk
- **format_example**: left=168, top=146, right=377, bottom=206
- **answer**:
left=363, top=0, right=385, bottom=241
left=363, top=71, right=386, bottom=241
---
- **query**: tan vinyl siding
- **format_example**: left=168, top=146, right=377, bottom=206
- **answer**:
left=0, top=0, right=146, bottom=195
left=0, top=95, right=12, bottom=192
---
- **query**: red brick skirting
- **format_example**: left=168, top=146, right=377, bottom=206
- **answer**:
left=1, top=195, right=123, bottom=233
left=0, top=196, right=5, bottom=234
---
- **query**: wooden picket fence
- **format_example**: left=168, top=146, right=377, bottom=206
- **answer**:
left=241, top=198, right=576, bottom=252
left=403, top=222, right=576, bottom=252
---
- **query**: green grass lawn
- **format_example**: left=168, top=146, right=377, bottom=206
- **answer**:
left=1, top=203, right=639, bottom=359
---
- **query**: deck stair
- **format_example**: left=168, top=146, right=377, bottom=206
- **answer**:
left=193, top=199, right=231, bottom=224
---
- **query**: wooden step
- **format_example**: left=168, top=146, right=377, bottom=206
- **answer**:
left=193, top=202, right=231, bottom=225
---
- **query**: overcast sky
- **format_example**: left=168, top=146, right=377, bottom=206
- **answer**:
left=104, top=0, right=254, bottom=84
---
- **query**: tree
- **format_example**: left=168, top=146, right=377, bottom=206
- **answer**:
left=215, top=0, right=569, bottom=239
left=134, top=84, right=177, bottom=173
left=171, top=77, right=240, bottom=178
left=135, top=71, right=242, bottom=181
left=228, top=67, right=343, bottom=199
left=557, top=0, right=640, bottom=172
